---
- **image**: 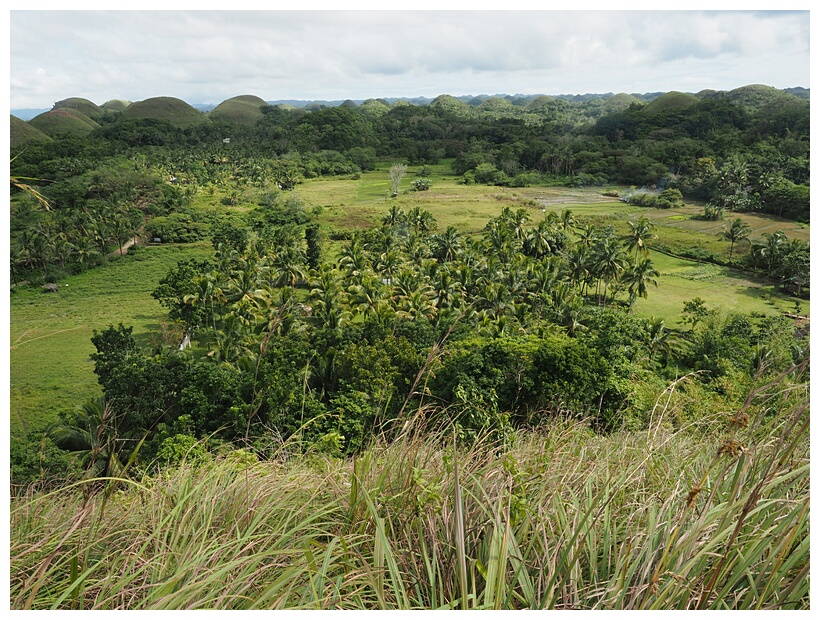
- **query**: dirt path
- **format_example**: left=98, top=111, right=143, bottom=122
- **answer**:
left=107, top=235, right=141, bottom=259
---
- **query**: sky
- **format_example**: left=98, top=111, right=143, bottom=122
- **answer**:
left=6, top=7, right=813, bottom=112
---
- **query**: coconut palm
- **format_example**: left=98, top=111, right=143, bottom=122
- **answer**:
left=524, top=220, right=554, bottom=259
left=432, top=226, right=462, bottom=262
left=623, top=258, right=660, bottom=306
left=645, top=316, right=674, bottom=367
left=560, top=209, right=576, bottom=232
left=622, top=216, right=656, bottom=265
left=720, top=218, right=752, bottom=260
left=271, top=245, right=307, bottom=288
left=408, top=206, right=438, bottom=236
left=48, top=397, right=121, bottom=478
left=592, top=238, right=628, bottom=306
left=185, top=271, right=224, bottom=334
left=309, top=265, right=351, bottom=331
left=208, top=311, right=255, bottom=366
left=348, top=272, right=392, bottom=323
left=338, top=235, right=369, bottom=281
left=381, top=204, right=407, bottom=229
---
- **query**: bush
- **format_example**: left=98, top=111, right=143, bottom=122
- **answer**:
left=144, top=213, right=208, bottom=243
left=473, top=163, right=507, bottom=185
left=157, top=434, right=210, bottom=466
left=410, top=178, right=432, bottom=191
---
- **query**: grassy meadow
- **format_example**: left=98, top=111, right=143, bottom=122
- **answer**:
left=9, top=243, right=214, bottom=438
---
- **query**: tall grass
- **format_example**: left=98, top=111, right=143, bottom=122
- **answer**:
left=10, top=365, right=809, bottom=609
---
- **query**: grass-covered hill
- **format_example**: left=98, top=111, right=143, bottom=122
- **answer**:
left=117, top=96, right=208, bottom=129
left=208, top=94, right=268, bottom=124
left=720, top=84, right=805, bottom=112
left=642, top=91, right=700, bottom=115
left=430, top=93, right=472, bottom=115
left=53, top=97, right=106, bottom=121
left=10, top=114, right=51, bottom=150
left=101, top=98, right=132, bottom=112
left=603, top=92, right=644, bottom=111
left=27, top=107, right=101, bottom=137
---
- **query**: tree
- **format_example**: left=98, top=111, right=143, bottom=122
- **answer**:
left=720, top=218, right=752, bottom=260
left=389, top=163, right=407, bottom=197
left=623, top=258, right=660, bottom=306
left=622, top=216, right=656, bottom=265
left=48, top=396, right=122, bottom=479
left=592, top=237, right=627, bottom=306
left=305, top=223, right=322, bottom=270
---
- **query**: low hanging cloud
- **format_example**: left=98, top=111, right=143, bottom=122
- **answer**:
left=10, top=10, right=809, bottom=110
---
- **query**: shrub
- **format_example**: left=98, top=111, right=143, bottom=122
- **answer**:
left=144, top=213, right=208, bottom=243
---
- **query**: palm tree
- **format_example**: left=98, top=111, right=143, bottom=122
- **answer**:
left=271, top=245, right=307, bottom=288
left=622, top=216, right=656, bottom=265
left=208, top=311, right=255, bottom=366
left=374, top=248, right=404, bottom=283
left=185, top=271, right=223, bottom=334
left=338, top=235, right=369, bottom=281
left=575, top=223, right=599, bottom=250
left=524, top=220, right=554, bottom=258
left=348, top=272, right=392, bottom=323
left=432, top=226, right=462, bottom=262
left=430, top=267, right=465, bottom=310
left=381, top=204, right=407, bottom=229
left=309, top=266, right=351, bottom=331
left=48, top=397, right=121, bottom=478
left=509, top=208, right=531, bottom=242
left=560, top=209, right=576, bottom=232
left=720, top=218, right=752, bottom=260
left=564, top=247, right=591, bottom=297
left=72, top=236, right=101, bottom=270
left=645, top=317, right=673, bottom=367
left=553, top=295, right=587, bottom=337
left=407, top=206, right=438, bottom=236
left=593, top=238, right=628, bottom=306
left=760, top=230, right=787, bottom=273
left=623, top=258, right=660, bottom=306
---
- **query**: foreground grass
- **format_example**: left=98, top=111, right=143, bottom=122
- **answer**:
left=10, top=368, right=808, bottom=610
left=9, top=243, right=214, bottom=438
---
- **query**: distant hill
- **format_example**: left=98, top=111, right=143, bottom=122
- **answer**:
left=209, top=95, right=268, bottom=124
left=642, top=91, right=699, bottom=114
left=101, top=99, right=132, bottom=112
left=10, top=115, right=52, bottom=150
left=704, top=84, right=807, bottom=112
left=117, top=96, right=209, bottom=129
left=28, top=108, right=100, bottom=137
left=603, top=93, right=644, bottom=111
left=430, top=94, right=472, bottom=114
left=12, top=85, right=808, bottom=120
left=53, top=97, right=105, bottom=121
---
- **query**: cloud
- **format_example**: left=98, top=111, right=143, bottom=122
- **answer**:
left=9, top=10, right=810, bottom=109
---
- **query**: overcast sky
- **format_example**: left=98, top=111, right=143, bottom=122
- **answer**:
left=8, top=8, right=811, bottom=111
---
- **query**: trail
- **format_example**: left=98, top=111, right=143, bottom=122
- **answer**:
left=10, top=326, right=86, bottom=351
left=107, top=235, right=141, bottom=259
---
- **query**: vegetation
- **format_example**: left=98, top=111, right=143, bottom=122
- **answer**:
left=9, top=84, right=810, bottom=610
left=9, top=366, right=810, bottom=609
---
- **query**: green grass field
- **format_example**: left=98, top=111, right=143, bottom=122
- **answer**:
left=632, top=250, right=808, bottom=323
left=9, top=243, right=214, bottom=438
